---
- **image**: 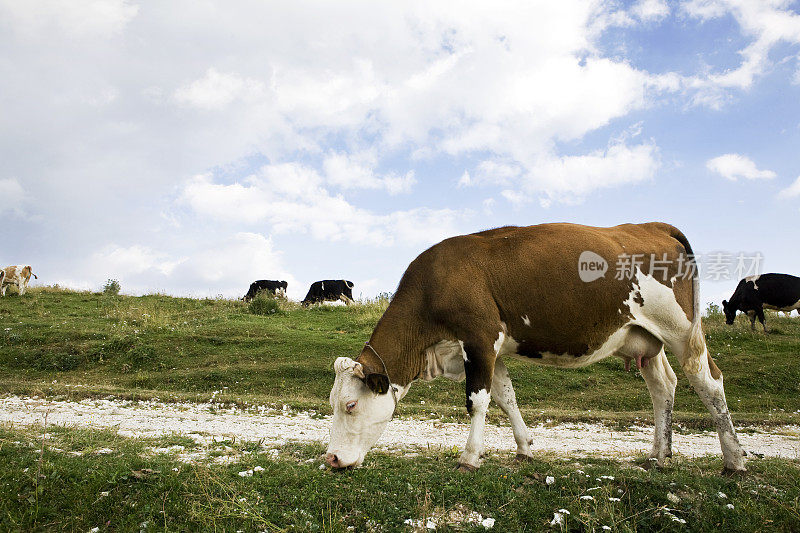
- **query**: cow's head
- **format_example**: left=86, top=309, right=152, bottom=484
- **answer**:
left=326, top=357, right=394, bottom=469
left=721, top=299, right=736, bottom=325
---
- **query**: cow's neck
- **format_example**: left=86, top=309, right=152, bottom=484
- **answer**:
left=359, top=297, right=435, bottom=387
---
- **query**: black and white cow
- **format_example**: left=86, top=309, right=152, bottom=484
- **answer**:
left=242, top=280, right=287, bottom=301
left=326, top=223, right=747, bottom=474
left=302, top=280, right=354, bottom=306
left=722, top=273, right=800, bottom=332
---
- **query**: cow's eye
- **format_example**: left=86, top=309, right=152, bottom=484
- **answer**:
left=346, top=400, right=357, bottom=412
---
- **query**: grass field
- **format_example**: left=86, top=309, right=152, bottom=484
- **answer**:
left=1, top=287, right=800, bottom=531
left=2, top=425, right=799, bottom=532
left=1, top=287, right=799, bottom=426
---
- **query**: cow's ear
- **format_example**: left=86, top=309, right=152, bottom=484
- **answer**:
left=364, top=373, right=390, bottom=395
left=722, top=300, right=728, bottom=307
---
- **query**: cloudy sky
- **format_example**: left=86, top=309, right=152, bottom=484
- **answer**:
left=1, top=0, right=799, bottom=305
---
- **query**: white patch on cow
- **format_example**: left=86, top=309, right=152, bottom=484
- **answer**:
left=624, top=270, right=693, bottom=350
left=522, top=315, right=531, bottom=326
left=469, top=389, right=491, bottom=410
left=745, top=274, right=760, bottom=289
left=326, top=357, right=397, bottom=468
left=496, top=334, right=519, bottom=357
left=493, top=331, right=505, bottom=355
left=460, top=388, right=492, bottom=468
left=419, top=340, right=467, bottom=381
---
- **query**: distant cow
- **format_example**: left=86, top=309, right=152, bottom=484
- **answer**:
left=722, top=273, right=800, bottom=332
left=302, top=280, right=354, bottom=306
left=1, top=265, right=37, bottom=296
left=243, top=280, right=287, bottom=301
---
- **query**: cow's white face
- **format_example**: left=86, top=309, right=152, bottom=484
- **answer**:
left=326, top=357, right=394, bottom=468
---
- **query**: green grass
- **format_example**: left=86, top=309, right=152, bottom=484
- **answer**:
left=1, top=287, right=799, bottom=426
left=1, top=425, right=799, bottom=532
left=2, top=288, right=799, bottom=531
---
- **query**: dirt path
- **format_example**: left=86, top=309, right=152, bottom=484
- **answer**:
left=2, top=396, right=799, bottom=461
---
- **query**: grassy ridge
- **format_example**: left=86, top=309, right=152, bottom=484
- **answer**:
left=1, top=287, right=799, bottom=426
left=2, top=425, right=799, bottom=532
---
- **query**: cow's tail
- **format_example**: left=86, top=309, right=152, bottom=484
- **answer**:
left=670, top=227, right=721, bottom=380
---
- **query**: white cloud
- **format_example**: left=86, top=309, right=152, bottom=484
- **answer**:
left=174, top=68, right=266, bottom=110
left=87, top=233, right=294, bottom=298
left=706, top=153, right=776, bottom=181
left=0, top=0, right=138, bottom=39
left=530, top=141, right=659, bottom=198
left=493, top=141, right=660, bottom=205
left=0, top=178, right=25, bottom=216
left=322, top=152, right=416, bottom=194
left=682, top=0, right=800, bottom=100
left=778, top=176, right=800, bottom=198
left=632, top=0, right=670, bottom=22
left=179, top=168, right=464, bottom=247
left=92, top=244, right=182, bottom=277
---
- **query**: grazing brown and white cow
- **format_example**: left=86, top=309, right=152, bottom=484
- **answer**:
left=1, top=265, right=38, bottom=296
left=326, top=223, right=746, bottom=473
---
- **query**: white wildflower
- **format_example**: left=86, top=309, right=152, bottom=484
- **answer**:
left=602, top=527, right=611, bottom=531
left=608, top=497, right=621, bottom=502
left=580, top=495, right=594, bottom=501
left=550, top=512, right=565, bottom=527
left=481, top=517, right=495, bottom=528
left=717, top=492, right=727, bottom=499
left=253, top=466, right=265, bottom=472
left=667, top=492, right=680, bottom=504
left=546, top=476, right=555, bottom=485
left=238, top=470, right=253, bottom=477
left=726, top=503, right=734, bottom=510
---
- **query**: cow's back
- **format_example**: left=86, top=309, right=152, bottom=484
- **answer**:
left=397, top=222, right=694, bottom=357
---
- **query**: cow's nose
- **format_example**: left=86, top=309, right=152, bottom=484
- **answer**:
left=325, top=453, right=340, bottom=468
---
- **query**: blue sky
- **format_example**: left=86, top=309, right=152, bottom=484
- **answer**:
left=1, top=0, right=799, bottom=307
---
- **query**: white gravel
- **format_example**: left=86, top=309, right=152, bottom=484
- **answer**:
left=2, top=395, right=799, bottom=461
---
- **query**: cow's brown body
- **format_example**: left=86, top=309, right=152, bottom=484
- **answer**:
left=360, top=222, right=696, bottom=386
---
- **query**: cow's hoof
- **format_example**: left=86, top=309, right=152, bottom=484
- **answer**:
left=457, top=463, right=478, bottom=473
left=721, top=467, right=747, bottom=477
left=515, top=453, right=534, bottom=462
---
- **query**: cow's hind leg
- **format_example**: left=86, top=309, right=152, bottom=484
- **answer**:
left=670, top=327, right=746, bottom=473
left=457, top=333, right=501, bottom=472
left=639, top=347, right=677, bottom=467
left=490, top=358, right=533, bottom=461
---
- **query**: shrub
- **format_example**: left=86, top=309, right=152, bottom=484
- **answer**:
left=705, top=302, right=721, bottom=316
left=103, top=279, right=121, bottom=296
left=249, top=292, right=280, bottom=316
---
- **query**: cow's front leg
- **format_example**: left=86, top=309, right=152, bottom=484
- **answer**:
left=755, top=308, right=768, bottom=333
left=746, top=310, right=756, bottom=330
left=640, top=348, right=677, bottom=467
left=458, top=339, right=497, bottom=472
left=490, top=358, right=533, bottom=461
